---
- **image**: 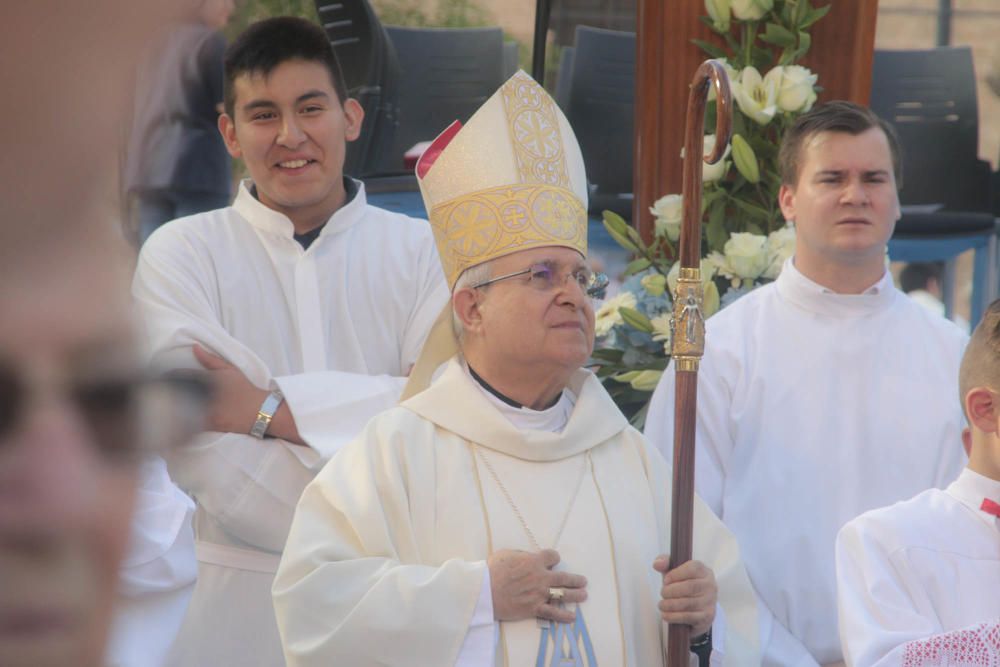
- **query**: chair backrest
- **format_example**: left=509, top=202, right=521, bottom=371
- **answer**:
left=870, top=47, right=989, bottom=212
left=314, top=0, right=401, bottom=178
left=381, top=25, right=506, bottom=175
left=554, top=46, right=575, bottom=110
left=503, top=41, right=519, bottom=79
left=564, top=26, right=635, bottom=200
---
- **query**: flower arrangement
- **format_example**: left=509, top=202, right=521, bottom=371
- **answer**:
left=592, top=0, right=829, bottom=425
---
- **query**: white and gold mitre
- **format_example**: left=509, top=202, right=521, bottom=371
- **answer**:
left=416, top=70, right=589, bottom=289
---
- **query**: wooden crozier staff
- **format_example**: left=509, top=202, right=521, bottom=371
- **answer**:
left=666, top=59, right=732, bottom=667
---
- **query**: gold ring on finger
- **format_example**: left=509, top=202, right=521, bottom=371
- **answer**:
left=547, top=587, right=565, bottom=603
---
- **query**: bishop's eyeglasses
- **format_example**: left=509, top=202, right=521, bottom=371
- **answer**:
left=472, top=261, right=609, bottom=299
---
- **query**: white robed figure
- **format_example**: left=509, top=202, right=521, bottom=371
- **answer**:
left=272, top=71, right=760, bottom=667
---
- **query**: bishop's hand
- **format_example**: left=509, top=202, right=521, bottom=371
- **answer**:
left=488, top=548, right=587, bottom=624
left=653, top=555, right=717, bottom=637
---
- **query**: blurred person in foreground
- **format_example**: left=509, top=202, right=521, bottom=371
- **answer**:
left=273, top=71, right=760, bottom=667
left=1, top=3, right=203, bottom=666
left=646, top=101, right=969, bottom=666
left=126, top=0, right=236, bottom=243
left=131, top=16, right=447, bottom=666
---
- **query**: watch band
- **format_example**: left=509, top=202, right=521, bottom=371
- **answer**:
left=250, top=388, right=284, bottom=439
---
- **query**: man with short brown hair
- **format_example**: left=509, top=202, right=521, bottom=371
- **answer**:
left=646, top=101, right=968, bottom=666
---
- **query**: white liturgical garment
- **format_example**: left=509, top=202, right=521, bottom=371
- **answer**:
left=645, top=258, right=968, bottom=665
left=836, top=468, right=1000, bottom=667
left=105, top=457, right=196, bottom=667
left=273, top=358, right=762, bottom=667
left=132, top=180, right=448, bottom=666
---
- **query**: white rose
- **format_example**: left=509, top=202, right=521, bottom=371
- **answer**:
left=733, top=66, right=780, bottom=126
left=594, top=291, right=637, bottom=337
left=731, top=0, right=773, bottom=20
left=723, top=232, right=769, bottom=280
left=776, top=65, right=818, bottom=113
left=650, top=194, right=683, bottom=241
left=763, top=224, right=796, bottom=279
left=705, top=0, right=731, bottom=30
left=683, top=135, right=731, bottom=182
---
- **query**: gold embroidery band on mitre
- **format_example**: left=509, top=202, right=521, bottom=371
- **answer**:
left=429, top=183, right=588, bottom=288
left=502, top=74, right=571, bottom=189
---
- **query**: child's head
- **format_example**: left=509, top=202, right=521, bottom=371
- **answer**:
left=958, top=299, right=1000, bottom=477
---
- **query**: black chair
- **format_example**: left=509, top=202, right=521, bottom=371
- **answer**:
left=871, top=47, right=991, bottom=212
left=870, top=46, right=998, bottom=325
left=554, top=46, right=575, bottom=110
left=314, top=0, right=401, bottom=178
left=562, top=26, right=635, bottom=218
left=381, top=25, right=506, bottom=175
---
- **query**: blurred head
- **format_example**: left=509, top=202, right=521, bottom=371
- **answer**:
left=0, top=229, right=139, bottom=667
left=777, top=101, right=903, bottom=289
left=1, top=4, right=188, bottom=664
left=219, top=17, right=362, bottom=230
left=197, top=0, right=234, bottom=30
left=452, top=246, right=598, bottom=385
left=959, top=299, right=1000, bottom=479
left=900, top=262, right=944, bottom=297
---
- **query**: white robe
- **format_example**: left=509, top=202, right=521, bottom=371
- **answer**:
left=644, top=258, right=968, bottom=665
left=131, top=180, right=448, bottom=666
left=273, top=358, right=762, bottom=666
left=836, top=468, right=1000, bottom=667
left=105, top=457, right=197, bottom=667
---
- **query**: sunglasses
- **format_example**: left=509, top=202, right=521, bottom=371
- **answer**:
left=0, top=361, right=211, bottom=462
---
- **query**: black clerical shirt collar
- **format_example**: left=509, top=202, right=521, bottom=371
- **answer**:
left=467, top=364, right=561, bottom=410
left=250, top=177, right=359, bottom=250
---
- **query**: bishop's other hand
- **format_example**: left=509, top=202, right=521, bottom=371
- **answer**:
left=653, top=555, right=717, bottom=637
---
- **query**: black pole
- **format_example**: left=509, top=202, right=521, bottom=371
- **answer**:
left=532, top=0, right=553, bottom=84
left=937, top=0, right=952, bottom=46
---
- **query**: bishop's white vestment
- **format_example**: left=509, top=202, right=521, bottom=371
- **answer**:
left=644, top=259, right=968, bottom=665
left=131, top=180, right=448, bottom=666
left=272, top=358, right=761, bottom=666
left=836, top=468, right=1000, bottom=667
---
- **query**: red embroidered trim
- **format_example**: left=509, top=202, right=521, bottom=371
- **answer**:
left=901, top=622, right=1000, bottom=667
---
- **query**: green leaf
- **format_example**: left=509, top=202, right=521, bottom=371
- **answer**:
left=602, top=212, right=639, bottom=252
left=691, top=39, right=729, bottom=60
left=746, top=223, right=764, bottom=235
left=730, top=196, right=772, bottom=221
left=759, top=22, right=797, bottom=47
left=800, top=4, right=831, bottom=29
left=625, top=257, right=652, bottom=275
left=706, top=205, right=728, bottom=252
left=589, top=348, right=624, bottom=362
left=619, top=307, right=654, bottom=333
left=797, top=30, right=812, bottom=55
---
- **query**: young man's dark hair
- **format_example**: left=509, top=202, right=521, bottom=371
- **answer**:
left=778, top=100, right=903, bottom=187
left=223, top=16, right=348, bottom=118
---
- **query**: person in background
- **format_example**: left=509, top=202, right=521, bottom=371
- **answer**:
left=645, top=101, right=968, bottom=666
left=899, top=261, right=969, bottom=333
left=132, top=16, right=448, bottom=666
left=125, top=0, right=236, bottom=243
left=837, top=298, right=1000, bottom=667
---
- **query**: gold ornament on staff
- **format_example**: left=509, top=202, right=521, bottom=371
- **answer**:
left=666, top=59, right=732, bottom=667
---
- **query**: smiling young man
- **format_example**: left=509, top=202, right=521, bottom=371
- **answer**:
left=645, top=101, right=968, bottom=666
left=131, top=16, right=448, bottom=666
